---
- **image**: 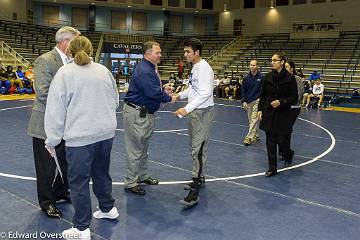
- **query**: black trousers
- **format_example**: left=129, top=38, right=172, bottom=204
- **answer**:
left=280, top=108, right=301, bottom=156
left=33, top=137, right=69, bottom=209
left=265, top=132, right=293, bottom=171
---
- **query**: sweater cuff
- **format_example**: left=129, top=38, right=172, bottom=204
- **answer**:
left=184, top=105, right=192, bottom=114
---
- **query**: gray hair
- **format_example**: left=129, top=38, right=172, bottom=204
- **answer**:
left=55, top=26, right=81, bottom=43
left=143, top=41, right=160, bottom=54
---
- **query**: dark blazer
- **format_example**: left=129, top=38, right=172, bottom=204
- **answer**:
left=258, top=68, right=298, bottom=134
left=27, top=48, right=63, bottom=139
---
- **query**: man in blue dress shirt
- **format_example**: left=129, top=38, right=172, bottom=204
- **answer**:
left=123, top=41, right=174, bottom=195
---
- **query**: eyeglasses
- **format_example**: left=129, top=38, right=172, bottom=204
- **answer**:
left=271, top=59, right=282, bottom=63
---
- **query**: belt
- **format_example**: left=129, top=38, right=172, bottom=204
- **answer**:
left=126, top=102, right=141, bottom=110
left=125, top=102, right=154, bottom=114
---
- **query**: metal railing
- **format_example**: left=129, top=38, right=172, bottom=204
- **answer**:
left=95, top=33, right=104, bottom=63
left=207, top=35, right=243, bottom=63
left=0, top=41, right=30, bottom=67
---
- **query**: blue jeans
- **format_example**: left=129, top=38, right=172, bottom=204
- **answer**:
left=0, top=80, right=11, bottom=94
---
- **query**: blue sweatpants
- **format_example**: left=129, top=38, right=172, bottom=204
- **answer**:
left=65, top=138, right=115, bottom=231
left=0, top=80, right=11, bottom=94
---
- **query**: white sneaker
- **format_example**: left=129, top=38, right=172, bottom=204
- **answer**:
left=62, top=227, right=91, bottom=240
left=93, top=206, right=119, bottom=219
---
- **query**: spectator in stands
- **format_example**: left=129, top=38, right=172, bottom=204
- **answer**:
left=233, top=76, right=242, bottom=99
left=241, top=60, right=263, bottom=146
left=6, top=65, right=24, bottom=88
left=353, top=89, right=360, bottom=97
left=283, top=59, right=304, bottom=166
left=221, top=72, right=231, bottom=98
left=306, top=78, right=324, bottom=108
left=308, top=69, right=321, bottom=81
left=224, top=74, right=241, bottom=100
left=0, top=68, right=11, bottom=94
left=45, top=36, right=119, bottom=240
left=297, top=68, right=305, bottom=78
left=302, top=77, right=312, bottom=106
left=25, top=66, right=34, bottom=82
left=175, top=73, right=189, bottom=93
left=214, top=74, right=220, bottom=87
left=16, top=66, right=32, bottom=89
left=164, top=72, right=178, bottom=92
left=258, top=53, right=298, bottom=177
left=177, top=58, right=184, bottom=79
left=169, top=72, right=177, bottom=83
left=213, top=74, right=222, bottom=97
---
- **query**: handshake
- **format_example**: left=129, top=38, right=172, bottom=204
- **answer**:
left=164, top=84, right=179, bottom=103
left=163, top=84, right=187, bottom=118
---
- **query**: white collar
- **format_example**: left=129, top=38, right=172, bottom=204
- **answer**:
left=55, top=46, right=69, bottom=65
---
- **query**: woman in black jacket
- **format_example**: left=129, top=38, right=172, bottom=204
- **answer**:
left=257, top=53, right=298, bottom=177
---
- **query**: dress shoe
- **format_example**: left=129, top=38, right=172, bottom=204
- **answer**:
left=284, top=159, right=293, bottom=167
left=265, top=169, right=278, bottom=177
left=243, top=137, right=251, bottom=146
left=57, top=192, right=71, bottom=203
left=139, top=177, right=159, bottom=185
left=42, top=204, right=62, bottom=218
left=280, top=150, right=294, bottom=162
left=125, top=185, right=146, bottom=195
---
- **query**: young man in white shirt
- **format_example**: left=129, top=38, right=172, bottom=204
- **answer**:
left=306, top=79, right=324, bottom=108
left=174, top=38, right=214, bottom=208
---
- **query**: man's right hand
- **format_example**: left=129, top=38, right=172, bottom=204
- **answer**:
left=243, top=102, right=248, bottom=109
left=171, top=94, right=179, bottom=103
left=45, top=145, right=55, bottom=157
left=257, top=111, right=262, bottom=120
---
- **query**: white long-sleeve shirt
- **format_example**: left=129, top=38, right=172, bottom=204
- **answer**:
left=312, top=83, right=324, bottom=95
left=179, top=59, right=214, bottom=113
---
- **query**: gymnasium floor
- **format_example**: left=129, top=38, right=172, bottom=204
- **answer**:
left=0, top=97, right=359, bottom=240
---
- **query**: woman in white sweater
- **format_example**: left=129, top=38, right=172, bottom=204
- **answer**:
left=44, top=36, right=119, bottom=240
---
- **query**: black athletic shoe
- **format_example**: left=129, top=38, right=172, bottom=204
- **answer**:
left=179, top=190, right=200, bottom=208
left=184, top=176, right=205, bottom=190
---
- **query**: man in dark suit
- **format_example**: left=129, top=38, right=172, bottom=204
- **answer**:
left=27, top=26, right=80, bottom=218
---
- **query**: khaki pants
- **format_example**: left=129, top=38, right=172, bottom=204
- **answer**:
left=188, top=106, right=214, bottom=178
left=10, top=78, right=24, bottom=88
left=245, top=99, right=260, bottom=140
left=123, top=104, right=155, bottom=188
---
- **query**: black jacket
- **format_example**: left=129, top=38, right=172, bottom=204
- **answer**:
left=258, top=68, right=298, bottom=134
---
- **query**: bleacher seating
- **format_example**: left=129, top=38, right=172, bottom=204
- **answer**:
left=1, top=19, right=360, bottom=99
left=155, top=34, right=235, bottom=79
left=218, top=32, right=360, bottom=99
left=0, top=20, right=101, bottom=69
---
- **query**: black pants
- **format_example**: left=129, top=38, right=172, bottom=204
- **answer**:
left=280, top=108, right=301, bottom=157
left=265, top=132, right=294, bottom=171
left=33, top=137, right=69, bottom=209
